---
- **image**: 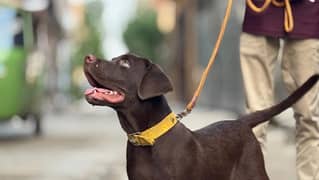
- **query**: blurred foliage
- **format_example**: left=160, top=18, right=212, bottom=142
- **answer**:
left=123, top=9, right=163, bottom=63
left=70, top=0, right=104, bottom=99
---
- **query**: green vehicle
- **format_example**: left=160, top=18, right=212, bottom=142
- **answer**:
left=0, top=8, right=43, bottom=135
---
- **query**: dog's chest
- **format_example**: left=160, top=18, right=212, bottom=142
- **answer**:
left=126, top=146, right=212, bottom=180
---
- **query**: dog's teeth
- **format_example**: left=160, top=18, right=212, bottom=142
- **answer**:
left=100, top=90, right=119, bottom=95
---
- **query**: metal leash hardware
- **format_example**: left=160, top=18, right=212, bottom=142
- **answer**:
left=176, top=108, right=191, bottom=121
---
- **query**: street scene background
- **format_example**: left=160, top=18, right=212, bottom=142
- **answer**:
left=0, top=0, right=299, bottom=179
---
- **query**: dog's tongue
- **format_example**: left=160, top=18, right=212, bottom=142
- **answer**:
left=85, top=87, right=124, bottom=103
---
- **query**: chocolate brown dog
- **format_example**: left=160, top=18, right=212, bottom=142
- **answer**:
left=83, top=53, right=319, bottom=180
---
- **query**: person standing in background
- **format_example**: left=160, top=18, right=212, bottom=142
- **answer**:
left=240, top=0, right=319, bottom=180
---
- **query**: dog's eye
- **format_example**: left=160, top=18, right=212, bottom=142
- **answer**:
left=119, top=59, right=130, bottom=68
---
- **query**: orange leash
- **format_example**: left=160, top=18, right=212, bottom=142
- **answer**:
left=246, top=0, right=294, bottom=32
left=176, top=0, right=294, bottom=120
left=176, top=0, right=233, bottom=120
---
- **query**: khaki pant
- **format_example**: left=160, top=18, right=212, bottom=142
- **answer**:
left=240, top=32, right=319, bottom=180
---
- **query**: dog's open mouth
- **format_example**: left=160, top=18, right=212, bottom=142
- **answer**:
left=84, top=72, right=125, bottom=104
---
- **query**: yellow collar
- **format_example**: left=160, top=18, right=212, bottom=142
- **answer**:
left=127, top=112, right=178, bottom=146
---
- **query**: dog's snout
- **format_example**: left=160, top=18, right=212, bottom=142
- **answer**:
left=85, top=54, right=97, bottom=64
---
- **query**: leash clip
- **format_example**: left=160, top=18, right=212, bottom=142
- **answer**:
left=176, top=109, right=191, bottom=121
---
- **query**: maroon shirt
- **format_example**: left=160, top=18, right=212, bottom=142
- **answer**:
left=243, top=0, right=319, bottom=39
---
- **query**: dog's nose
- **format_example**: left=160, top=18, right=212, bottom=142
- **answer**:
left=85, top=54, right=96, bottom=64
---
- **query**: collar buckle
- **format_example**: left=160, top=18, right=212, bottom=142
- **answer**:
left=127, top=132, right=141, bottom=145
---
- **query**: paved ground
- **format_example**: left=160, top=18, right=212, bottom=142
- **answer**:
left=0, top=101, right=297, bottom=180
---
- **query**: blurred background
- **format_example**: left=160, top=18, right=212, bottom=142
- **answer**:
left=0, top=0, right=297, bottom=179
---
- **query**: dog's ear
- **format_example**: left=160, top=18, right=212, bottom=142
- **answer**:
left=138, top=64, right=173, bottom=100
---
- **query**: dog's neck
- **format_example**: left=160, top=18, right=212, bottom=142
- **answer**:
left=116, top=96, right=172, bottom=134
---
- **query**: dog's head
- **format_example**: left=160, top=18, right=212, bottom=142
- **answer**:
left=83, top=53, right=173, bottom=108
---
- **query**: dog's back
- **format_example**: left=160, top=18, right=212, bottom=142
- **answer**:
left=189, top=74, right=319, bottom=180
